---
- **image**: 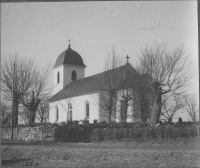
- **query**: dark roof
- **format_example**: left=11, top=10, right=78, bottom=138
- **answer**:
left=49, top=63, right=140, bottom=102
left=54, top=45, right=86, bottom=68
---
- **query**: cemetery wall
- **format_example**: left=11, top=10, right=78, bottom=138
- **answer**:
left=1, top=125, right=56, bottom=141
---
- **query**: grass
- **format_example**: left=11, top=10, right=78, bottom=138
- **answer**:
left=1, top=146, right=200, bottom=168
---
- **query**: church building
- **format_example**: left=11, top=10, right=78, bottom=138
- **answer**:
left=48, top=42, right=151, bottom=124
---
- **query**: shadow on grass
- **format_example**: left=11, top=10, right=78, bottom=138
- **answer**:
left=1, top=158, right=33, bottom=167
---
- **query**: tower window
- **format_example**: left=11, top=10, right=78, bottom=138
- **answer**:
left=85, top=101, right=89, bottom=119
left=57, top=71, right=60, bottom=83
left=72, top=70, right=77, bottom=80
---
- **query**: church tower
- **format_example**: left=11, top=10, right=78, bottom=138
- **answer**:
left=53, top=40, right=86, bottom=94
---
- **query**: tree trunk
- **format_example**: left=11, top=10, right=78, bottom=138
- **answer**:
left=2, top=110, right=5, bottom=124
left=150, top=82, right=162, bottom=125
left=168, top=117, right=172, bottom=123
left=27, top=99, right=41, bottom=125
left=13, top=91, right=19, bottom=125
left=141, top=103, right=144, bottom=122
left=120, top=100, right=126, bottom=123
left=109, top=111, right=112, bottom=123
left=108, top=95, right=114, bottom=123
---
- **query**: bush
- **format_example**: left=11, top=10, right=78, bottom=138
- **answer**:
left=93, top=119, right=98, bottom=124
left=82, top=119, right=89, bottom=125
left=100, top=120, right=107, bottom=124
left=91, top=128, right=103, bottom=142
left=67, top=120, right=73, bottom=125
left=90, top=125, right=198, bottom=143
left=54, top=125, right=93, bottom=142
left=58, top=122, right=67, bottom=126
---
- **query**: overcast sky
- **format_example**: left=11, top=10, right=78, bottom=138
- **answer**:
left=1, top=1, right=198, bottom=100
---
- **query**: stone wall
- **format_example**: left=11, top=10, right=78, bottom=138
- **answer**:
left=1, top=125, right=56, bottom=141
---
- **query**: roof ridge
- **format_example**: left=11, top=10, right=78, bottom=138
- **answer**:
left=49, top=63, right=139, bottom=102
left=62, top=64, right=128, bottom=89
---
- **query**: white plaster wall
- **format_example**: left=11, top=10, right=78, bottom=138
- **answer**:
left=127, top=101, right=133, bottom=123
left=53, top=66, right=64, bottom=95
left=116, top=99, right=121, bottom=123
left=49, top=93, right=99, bottom=124
left=53, top=65, right=85, bottom=95
left=63, top=65, right=85, bottom=88
left=49, top=88, right=143, bottom=124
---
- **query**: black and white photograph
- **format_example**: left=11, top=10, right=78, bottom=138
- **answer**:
left=1, top=1, right=199, bottom=168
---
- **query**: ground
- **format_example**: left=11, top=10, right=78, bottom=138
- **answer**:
left=1, top=138, right=200, bottom=168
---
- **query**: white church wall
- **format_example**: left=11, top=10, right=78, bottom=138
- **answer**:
left=116, top=99, right=121, bottom=123
left=49, top=93, right=99, bottom=124
left=49, top=101, right=67, bottom=123
left=53, top=65, right=85, bottom=95
left=127, top=101, right=133, bottom=123
left=53, top=66, right=64, bottom=95
left=63, top=65, right=85, bottom=88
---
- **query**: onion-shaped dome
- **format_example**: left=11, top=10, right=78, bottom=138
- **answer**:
left=54, top=45, right=86, bottom=68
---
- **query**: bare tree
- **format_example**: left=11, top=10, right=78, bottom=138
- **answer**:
left=1, top=54, right=51, bottom=125
left=137, top=43, right=192, bottom=125
left=94, top=47, right=124, bottom=123
left=184, top=94, right=199, bottom=123
left=1, top=102, right=11, bottom=124
left=35, top=96, right=49, bottom=123
left=161, top=93, right=185, bottom=123
left=131, top=87, right=152, bottom=122
left=1, top=54, right=35, bottom=125
left=116, top=62, right=153, bottom=123
left=118, top=88, right=133, bottom=123
left=20, top=64, right=51, bottom=124
left=18, top=107, right=29, bottom=125
left=129, top=65, right=153, bottom=122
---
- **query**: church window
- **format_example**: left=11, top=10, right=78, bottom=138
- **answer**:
left=71, top=70, right=77, bottom=81
left=55, top=106, right=59, bottom=122
left=57, top=71, right=60, bottom=83
left=69, top=104, right=72, bottom=121
left=85, top=101, right=89, bottom=119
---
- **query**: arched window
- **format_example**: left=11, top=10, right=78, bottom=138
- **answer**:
left=71, top=70, right=77, bottom=81
left=57, top=71, right=60, bottom=83
left=55, top=106, right=59, bottom=122
left=69, top=104, right=72, bottom=121
left=85, top=101, right=89, bottom=119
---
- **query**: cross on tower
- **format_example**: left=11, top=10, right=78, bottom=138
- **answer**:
left=126, top=55, right=130, bottom=64
left=68, top=39, right=71, bottom=48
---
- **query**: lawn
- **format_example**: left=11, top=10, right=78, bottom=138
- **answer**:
left=1, top=137, right=200, bottom=168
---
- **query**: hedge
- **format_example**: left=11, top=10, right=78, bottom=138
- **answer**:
left=1, top=122, right=199, bottom=143
left=52, top=123, right=198, bottom=143
left=90, top=125, right=198, bottom=142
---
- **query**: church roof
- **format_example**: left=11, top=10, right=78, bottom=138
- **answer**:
left=54, top=45, right=86, bottom=68
left=48, top=63, right=140, bottom=102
